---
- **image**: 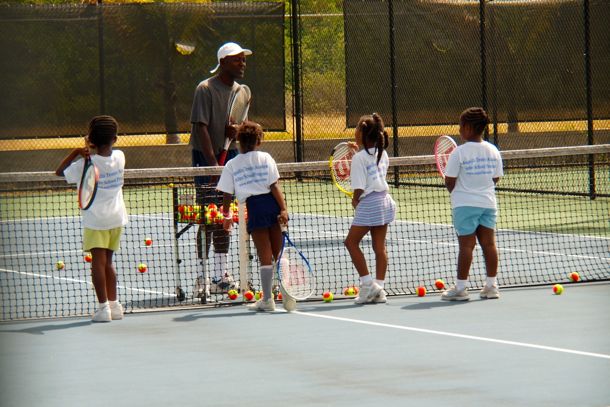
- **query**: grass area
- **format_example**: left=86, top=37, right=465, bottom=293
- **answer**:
left=1, top=118, right=608, bottom=151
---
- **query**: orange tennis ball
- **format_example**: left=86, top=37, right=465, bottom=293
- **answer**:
left=416, top=286, right=427, bottom=297
left=144, top=237, right=153, bottom=246
left=84, top=253, right=92, bottom=263
left=569, top=272, right=580, bottom=282
left=228, top=289, right=239, bottom=300
left=343, top=286, right=356, bottom=297
left=277, top=291, right=283, bottom=300
left=322, top=291, right=334, bottom=302
left=244, top=290, right=254, bottom=301
left=553, top=284, right=564, bottom=295
left=434, top=279, right=445, bottom=290
left=137, top=263, right=148, bottom=273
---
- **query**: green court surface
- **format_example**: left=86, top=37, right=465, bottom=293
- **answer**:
left=1, top=283, right=609, bottom=407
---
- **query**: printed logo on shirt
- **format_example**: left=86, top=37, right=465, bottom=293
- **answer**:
left=461, top=157, right=498, bottom=176
left=98, top=169, right=124, bottom=189
left=234, top=164, right=269, bottom=187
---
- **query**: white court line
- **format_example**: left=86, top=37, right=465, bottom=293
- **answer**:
left=295, top=311, right=610, bottom=360
left=0, top=267, right=174, bottom=297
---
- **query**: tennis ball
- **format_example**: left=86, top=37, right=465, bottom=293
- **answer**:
left=343, top=286, right=356, bottom=296
left=228, top=289, right=238, bottom=300
left=207, top=203, right=218, bottom=211
left=55, top=260, right=65, bottom=270
left=168, top=183, right=174, bottom=188
left=277, top=291, right=283, bottom=300
left=255, top=291, right=263, bottom=301
left=244, top=290, right=254, bottom=301
left=137, top=263, right=148, bottom=273
left=416, top=286, right=427, bottom=297
left=84, top=253, right=92, bottom=263
left=144, top=237, right=153, bottom=246
left=569, top=272, right=580, bottom=282
left=434, top=279, right=445, bottom=290
left=553, top=284, right=564, bottom=295
left=322, top=291, right=334, bottom=302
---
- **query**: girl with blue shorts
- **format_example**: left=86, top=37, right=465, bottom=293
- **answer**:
left=217, top=122, right=289, bottom=312
left=442, top=107, right=504, bottom=301
left=344, top=113, right=396, bottom=304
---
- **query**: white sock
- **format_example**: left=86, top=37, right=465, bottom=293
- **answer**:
left=360, top=275, right=373, bottom=285
left=375, top=279, right=384, bottom=289
left=486, top=276, right=497, bottom=287
left=260, top=265, right=273, bottom=301
left=109, top=300, right=118, bottom=307
left=213, top=252, right=228, bottom=280
left=99, top=301, right=109, bottom=308
left=456, top=279, right=468, bottom=291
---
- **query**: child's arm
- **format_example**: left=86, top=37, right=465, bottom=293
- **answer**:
left=270, top=182, right=289, bottom=225
left=222, top=192, right=234, bottom=232
left=493, top=177, right=500, bottom=185
left=444, top=176, right=457, bottom=193
left=352, top=189, right=364, bottom=209
left=55, top=147, right=88, bottom=176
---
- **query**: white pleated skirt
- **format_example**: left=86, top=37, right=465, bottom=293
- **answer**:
left=352, top=191, right=396, bottom=227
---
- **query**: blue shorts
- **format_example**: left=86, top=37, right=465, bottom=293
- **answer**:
left=246, top=193, right=280, bottom=233
left=192, top=148, right=238, bottom=205
left=452, top=206, right=497, bottom=236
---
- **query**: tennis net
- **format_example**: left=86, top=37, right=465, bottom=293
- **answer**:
left=1, top=144, right=608, bottom=320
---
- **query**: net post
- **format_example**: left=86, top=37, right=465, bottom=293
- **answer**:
left=388, top=0, right=399, bottom=186
left=238, top=202, right=250, bottom=294
left=583, top=0, right=595, bottom=199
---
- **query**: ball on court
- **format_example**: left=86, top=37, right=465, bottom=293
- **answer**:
left=255, top=291, right=263, bottom=301
left=228, top=289, right=238, bottom=300
left=277, top=291, right=283, bottom=300
left=553, top=284, right=564, bottom=295
left=343, top=286, right=356, bottom=297
left=144, top=237, right=153, bottom=246
left=416, top=286, right=427, bottom=297
left=55, top=260, right=65, bottom=270
left=84, top=253, right=92, bottom=263
left=434, top=279, right=445, bottom=290
left=322, top=291, right=334, bottom=302
left=244, top=290, right=254, bottom=301
left=137, top=263, right=148, bottom=273
left=569, top=272, right=580, bottom=282
left=168, top=183, right=174, bottom=188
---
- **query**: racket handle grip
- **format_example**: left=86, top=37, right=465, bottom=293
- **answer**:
left=217, top=150, right=227, bottom=166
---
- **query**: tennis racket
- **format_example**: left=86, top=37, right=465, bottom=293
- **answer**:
left=434, top=135, right=457, bottom=178
left=329, top=142, right=359, bottom=197
left=78, top=156, right=99, bottom=210
left=218, top=84, right=251, bottom=166
left=276, top=224, right=315, bottom=312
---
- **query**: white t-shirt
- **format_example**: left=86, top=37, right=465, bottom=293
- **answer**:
left=350, top=148, right=390, bottom=198
left=444, top=141, right=503, bottom=209
left=63, top=150, right=128, bottom=230
left=217, top=151, right=280, bottom=203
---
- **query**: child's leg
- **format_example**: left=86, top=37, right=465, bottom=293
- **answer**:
left=456, top=234, right=477, bottom=281
left=476, top=226, right=498, bottom=279
left=344, top=225, right=371, bottom=277
left=90, top=247, right=109, bottom=303
left=103, top=249, right=117, bottom=302
left=250, top=228, right=274, bottom=300
left=370, top=224, right=389, bottom=282
left=269, top=222, right=283, bottom=261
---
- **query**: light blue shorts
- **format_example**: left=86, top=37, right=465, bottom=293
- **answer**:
left=452, top=206, right=497, bottom=236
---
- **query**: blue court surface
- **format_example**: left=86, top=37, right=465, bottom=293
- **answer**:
left=1, top=282, right=609, bottom=407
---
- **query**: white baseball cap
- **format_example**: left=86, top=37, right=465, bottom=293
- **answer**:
left=210, top=42, right=252, bottom=73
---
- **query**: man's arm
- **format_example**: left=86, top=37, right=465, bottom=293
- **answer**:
left=194, top=123, right=218, bottom=166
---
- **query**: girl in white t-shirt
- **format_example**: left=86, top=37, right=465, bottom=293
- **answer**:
left=217, top=122, right=289, bottom=312
left=55, top=116, right=128, bottom=322
left=344, top=113, right=396, bottom=304
left=442, top=107, right=503, bottom=301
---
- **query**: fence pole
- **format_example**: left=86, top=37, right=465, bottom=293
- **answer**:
left=388, top=0, right=399, bottom=185
left=290, top=0, right=304, bottom=162
left=479, top=0, right=489, bottom=142
left=97, top=0, right=105, bottom=114
left=583, top=0, right=595, bottom=199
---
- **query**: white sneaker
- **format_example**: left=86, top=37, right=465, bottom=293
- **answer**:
left=194, top=276, right=209, bottom=298
left=480, top=285, right=500, bottom=299
left=247, top=298, right=276, bottom=312
left=282, top=296, right=297, bottom=312
left=441, top=286, right=470, bottom=301
left=92, top=304, right=111, bottom=322
left=372, top=290, right=387, bottom=303
left=109, top=302, right=124, bottom=320
left=210, top=273, right=238, bottom=294
left=354, top=282, right=382, bottom=304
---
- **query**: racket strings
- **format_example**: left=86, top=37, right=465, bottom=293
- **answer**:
left=278, top=249, right=314, bottom=300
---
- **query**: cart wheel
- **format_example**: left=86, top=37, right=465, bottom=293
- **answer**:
left=176, top=288, right=186, bottom=302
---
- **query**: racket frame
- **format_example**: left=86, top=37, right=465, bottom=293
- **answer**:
left=434, top=135, right=457, bottom=179
left=276, top=226, right=315, bottom=304
left=218, top=85, right=251, bottom=166
left=78, top=156, right=99, bottom=210
left=329, top=141, right=359, bottom=198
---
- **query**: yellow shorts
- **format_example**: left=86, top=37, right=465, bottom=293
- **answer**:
left=83, top=227, right=123, bottom=252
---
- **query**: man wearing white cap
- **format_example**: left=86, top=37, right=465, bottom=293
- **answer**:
left=189, top=42, right=252, bottom=299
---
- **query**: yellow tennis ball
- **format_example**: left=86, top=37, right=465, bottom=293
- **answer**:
left=55, top=260, right=65, bottom=270
left=553, top=284, right=564, bottom=295
left=255, top=291, right=263, bottom=301
left=322, top=291, right=334, bottom=302
left=228, top=289, right=238, bottom=300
